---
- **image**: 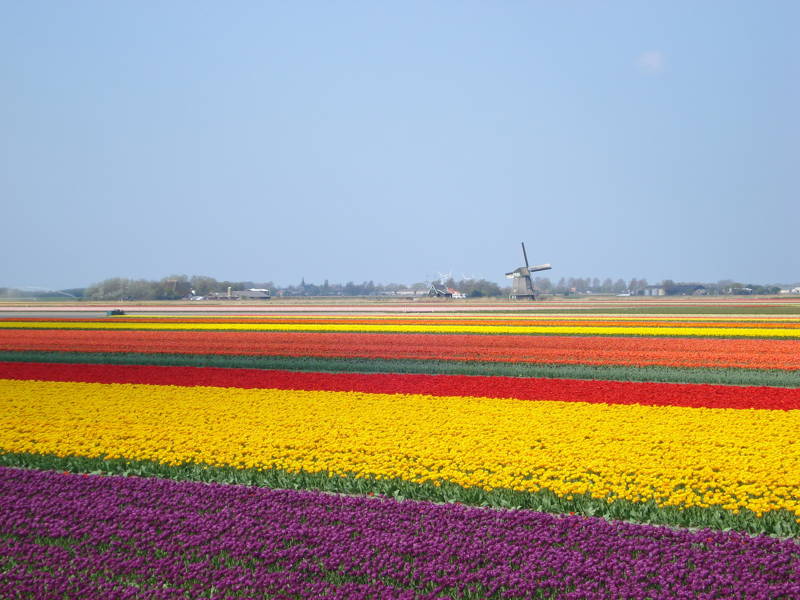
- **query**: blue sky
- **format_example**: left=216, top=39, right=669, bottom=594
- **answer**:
left=2, top=1, right=798, bottom=289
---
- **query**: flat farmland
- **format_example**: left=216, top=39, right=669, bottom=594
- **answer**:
left=1, top=297, right=799, bottom=598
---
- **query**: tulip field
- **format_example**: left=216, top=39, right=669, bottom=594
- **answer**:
left=1, top=299, right=799, bottom=598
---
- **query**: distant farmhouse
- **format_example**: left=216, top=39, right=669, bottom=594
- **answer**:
left=199, top=288, right=271, bottom=300
left=428, top=283, right=465, bottom=299
left=379, top=290, right=428, bottom=297
left=638, top=285, right=666, bottom=297
left=637, top=284, right=707, bottom=296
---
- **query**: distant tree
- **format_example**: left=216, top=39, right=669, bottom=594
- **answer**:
left=127, top=279, right=157, bottom=300
left=156, top=275, right=190, bottom=300
left=457, top=278, right=502, bottom=297
left=745, top=284, right=781, bottom=295
left=189, top=275, right=219, bottom=296
left=85, top=278, right=125, bottom=300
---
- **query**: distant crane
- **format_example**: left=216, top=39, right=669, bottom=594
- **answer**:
left=505, top=242, right=552, bottom=300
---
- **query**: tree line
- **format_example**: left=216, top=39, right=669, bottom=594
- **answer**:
left=0, top=275, right=786, bottom=301
left=534, top=277, right=648, bottom=294
left=82, top=275, right=276, bottom=301
left=534, top=277, right=782, bottom=295
left=79, top=275, right=505, bottom=300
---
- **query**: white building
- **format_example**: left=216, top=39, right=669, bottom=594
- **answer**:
left=448, top=288, right=466, bottom=299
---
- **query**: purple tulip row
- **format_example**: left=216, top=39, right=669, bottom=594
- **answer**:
left=1, top=467, right=798, bottom=599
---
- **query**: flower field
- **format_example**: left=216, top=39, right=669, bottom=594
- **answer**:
left=1, top=301, right=799, bottom=598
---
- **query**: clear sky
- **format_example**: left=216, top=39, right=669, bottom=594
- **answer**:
left=2, top=1, right=798, bottom=289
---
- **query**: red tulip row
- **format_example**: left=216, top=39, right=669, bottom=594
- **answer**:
left=2, top=361, right=799, bottom=410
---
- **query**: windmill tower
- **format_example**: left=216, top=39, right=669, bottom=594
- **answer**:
left=506, top=242, right=552, bottom=300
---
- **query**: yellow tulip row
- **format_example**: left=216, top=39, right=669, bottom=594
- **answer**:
left=1, top=321, right=799, bottom=337
left=2, top=378, right=799, bottom=517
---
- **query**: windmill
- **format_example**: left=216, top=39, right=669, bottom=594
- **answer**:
left=506, top=242, right=552, bottom=300
left=428, top=271, right=453, bottom=298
